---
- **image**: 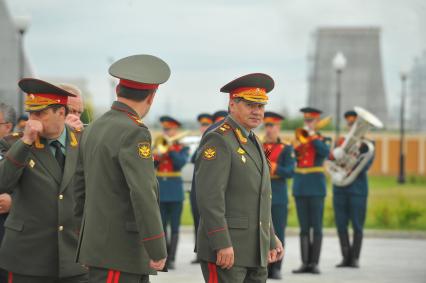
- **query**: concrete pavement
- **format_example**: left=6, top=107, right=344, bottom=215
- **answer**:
left=151, top=229, right=426, bottom=283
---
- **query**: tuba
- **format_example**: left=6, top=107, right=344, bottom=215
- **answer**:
left=326, top=106, right=383, bottom=186
left=153, top=131, right=190, bottom=155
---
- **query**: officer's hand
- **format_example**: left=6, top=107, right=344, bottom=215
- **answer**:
left=275, top=236, right=285, bottom=261
left=268, top=248, right=278, bottom=263
left=65, top=114, right=84, bottom=131
left=149, top=258, right=167, bottom=271
left=216, top=247, right=234, bottom=269
left=0, top=193, right=12, bottom=214
left=22, top=120, right=43, bottom=145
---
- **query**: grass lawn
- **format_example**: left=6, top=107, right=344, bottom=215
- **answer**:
left=180, top=176, right=426, bottom=231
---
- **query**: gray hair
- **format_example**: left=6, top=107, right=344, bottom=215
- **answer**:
left=0, top=103, right=17, bottom=127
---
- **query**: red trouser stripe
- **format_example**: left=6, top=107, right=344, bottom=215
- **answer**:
left=208, top=262, right=218, bottom=283
left=106, top=270, right=114, bottom=283
left=113, top=271, right=121, bottom=283
left=7, top=272, right=12, bottom=283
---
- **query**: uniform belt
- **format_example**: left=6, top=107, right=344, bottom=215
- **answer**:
left=295, top=167, right=324, bottom=174
left=156, top=172, right=182, bottom=177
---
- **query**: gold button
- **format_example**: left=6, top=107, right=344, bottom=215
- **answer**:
left=58, top=226, right=64, bottom=231
left=59, top=194, right=64, bottom=200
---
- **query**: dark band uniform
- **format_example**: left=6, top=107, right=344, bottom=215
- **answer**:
left=292, top=107, right=330, bottom=274
left=190, top=113, right=213, bottom=261
left=0, top=79, right=87, bottom=282
left=332, top=110, right=374, bottom=268
left=195, top=73, right=277, bottom=283
left=74, top=55, right=170, bottom=283
left=154, top=116, right=189, bottom=269
left=262, top=112, right=295, bottom=277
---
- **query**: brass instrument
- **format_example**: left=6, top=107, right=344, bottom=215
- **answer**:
left=326, top=107, right=383, bottom=186
left=295, top=116, right=331, bottom=144
left=153, top=131, right=190, bottom=155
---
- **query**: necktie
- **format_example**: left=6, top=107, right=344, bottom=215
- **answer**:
left=51, top=140, right=65, bottom=172
left=249, top=133, right=262, bottom=156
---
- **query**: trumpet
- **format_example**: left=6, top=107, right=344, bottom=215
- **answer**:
left=295, top=116, right=332, bottom=144
left=153, top=131, right=189, bottom=155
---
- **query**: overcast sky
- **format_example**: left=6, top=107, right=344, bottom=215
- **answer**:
left=6, top=0, right=426, bottom=123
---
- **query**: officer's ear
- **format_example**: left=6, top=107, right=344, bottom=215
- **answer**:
left=146, top=91, right=156, bottom=106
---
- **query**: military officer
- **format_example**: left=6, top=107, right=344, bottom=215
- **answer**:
left=262, top=112, right=295, bottom=279
left=0, top=78, right=87, bottom=282
left=74, top=55, right=170, bottom=283
left=61, top=83, right=85, bottom=131
left=332, top=110, right=374, bottom=268
left=195, top=73, right=284, bottom=283
left=292, top=107, right=330, bottom=274
left=190, top=113, right=214, bottom=264
left=0, top=103, right=16, bottom=283
left=13, top=114, right=27, bottom=133
left=154, top=116, right=189, bottom=270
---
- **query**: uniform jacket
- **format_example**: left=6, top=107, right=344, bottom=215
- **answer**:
left=292, top=134, right=331, bottom=197
left=263, top=139, right=295, bottom=205
left=155, top=143, right=189, bottom=202
left=195, top=117, right=276, bottom=268
left=0, top=127, right=86, bottom=277
left=73, top=101, right=167, bottom=275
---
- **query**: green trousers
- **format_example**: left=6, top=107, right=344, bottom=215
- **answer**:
left=88, top=267, right=149, bottom=283
left=200, top=261, right=267, bottom=283
left=7, top=272, right=87, bottom=283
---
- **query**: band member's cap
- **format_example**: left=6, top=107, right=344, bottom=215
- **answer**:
left=212, top=110, right=228, bottom=123
left=197, top=113, right=213, bottom=126
left=300, top=107, right=322, bottom=119
left=264, top=111, right=285, bottom=125
left=160, top=116, right=181, bottom=129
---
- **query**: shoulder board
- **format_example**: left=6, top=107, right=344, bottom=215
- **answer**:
left=127, top=113, right=145, bottom=127
left=3, top=132, right=23, bottom=145
left=214, top=122, right=231, bottom=135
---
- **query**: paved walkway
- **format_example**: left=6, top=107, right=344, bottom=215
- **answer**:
left=151, top=229, right=426, bottom=283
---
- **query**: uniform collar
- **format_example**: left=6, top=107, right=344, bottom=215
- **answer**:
left=228, top=115, right=252, bottom=137
left=47, top=127, right=67, bottom=148
left=111, top=101, right=140, bottom=118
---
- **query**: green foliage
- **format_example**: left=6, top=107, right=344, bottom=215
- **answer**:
left=181, top=176, right=426, bottom=231
left=80, top=100, right=95, bottom=124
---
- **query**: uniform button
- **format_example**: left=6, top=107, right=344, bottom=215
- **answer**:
left=58, top=226, right=64, bottom=231
left=59, top=194, right=64, bottom=200
left=259, top=221, right=262, bottom=226
left=270, top=194, right=272, bottom=199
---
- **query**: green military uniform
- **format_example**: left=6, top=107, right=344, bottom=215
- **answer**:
left=195, top=73, right=277, bottom=283
left=74, top=54, right=170, bottom=283
left=0, top=79, right=87, bottom=282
